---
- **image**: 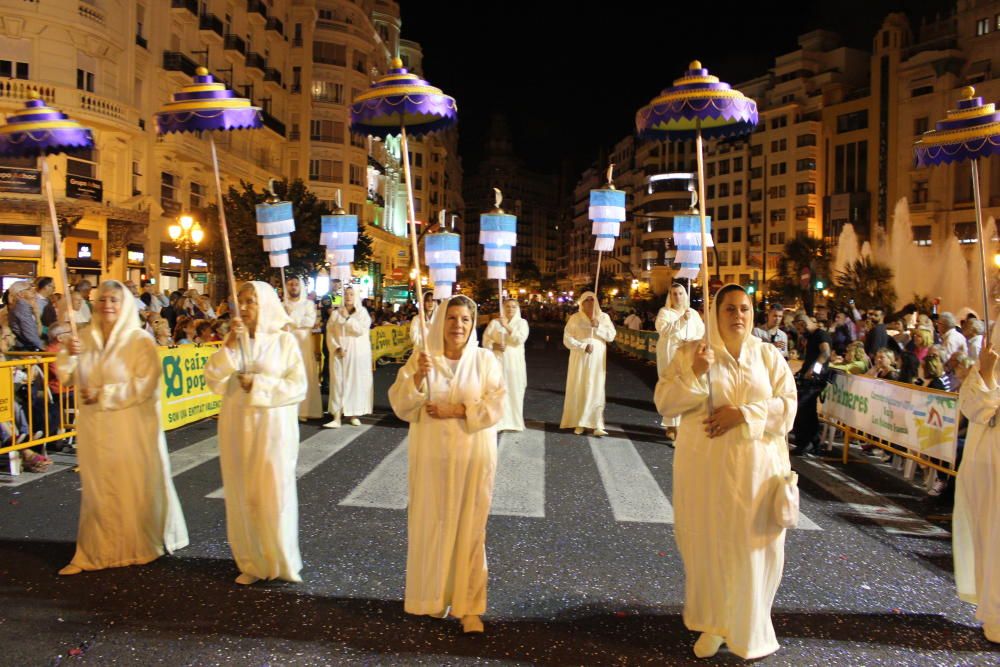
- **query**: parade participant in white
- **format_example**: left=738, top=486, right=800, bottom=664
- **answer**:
left=325, top=286, right=373, bottom=428
left=410, top=289, right=437, bottom=349
left=56, top=280, right=188, bottom=575
left=560, top=291, right=616, bottom=437
left=655, top=282, right=705, bottom=441
left=205, top=281, right=307, bottom=586
left=954, top=319, right=1000, bottom=644
left=481, top=298, right=529, bottom=432
left=655, top=284, right=797, bottom=660
left=284, top=276, right=323, bottom=421
left=388, top=295, right=505, bottom=634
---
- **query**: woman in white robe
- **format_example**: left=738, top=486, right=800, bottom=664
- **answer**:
left=655, top=284, right=797, bottom=660
left=325, top=286, right=373, bottom=428
left=205, top=281, right=306, bottom=585
left=388, top=295, right=505, bottom=634
left=655, top=282, right=705, bottom=441
left=57, top=280, right=188, bottom=575
left=954, top=320, right=1000, bottom=644
left=560, top=291, right=616, bottom=436
left=481, top=299, right=529, bottom=432
left=409, top=290, right=437, bottom=350
left=284, top=276, right=323, bottom=420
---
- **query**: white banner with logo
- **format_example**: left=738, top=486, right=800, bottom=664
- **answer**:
left=821, top=372, right=959, bottom=465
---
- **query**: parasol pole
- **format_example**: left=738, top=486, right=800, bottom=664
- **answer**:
left=972, top=158, right=991, bottom=348
left=209, top=136, right=248, bottom=370
left=695, top=120, right=714, bottom=412
left=400, top=125, right=432, bottom=399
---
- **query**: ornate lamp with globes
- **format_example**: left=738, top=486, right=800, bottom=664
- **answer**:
left=168, top=214, right=204, bottom=290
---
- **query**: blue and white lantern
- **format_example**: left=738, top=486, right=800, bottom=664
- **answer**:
left=672, top=215, right=714, bottom=280
left=479, top=210, right=517, bottom=280
left=255, top=201, right=295, bottom=268
left=321, top=212, right=359, bottom=284
left=425, top=231, right=461, bottom=300
left=589, top=188, right=626, bottom=252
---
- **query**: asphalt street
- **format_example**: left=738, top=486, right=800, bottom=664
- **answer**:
left=0, top=324, right=997, bottom=666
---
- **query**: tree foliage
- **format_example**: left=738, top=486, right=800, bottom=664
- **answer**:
left=768, top=236, right=831, bottom=304
left=207, top=179, right=373, bottom=284
left=835, top=257, right=897, bottom=313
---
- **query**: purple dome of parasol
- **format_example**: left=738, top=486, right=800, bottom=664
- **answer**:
left=914, top=86, right=1000, bottom=167
left=156, top=67, right=262, bottom=135
left=0, top=93, right=93, bottom=157
left=349, top=57, right=457, bottom=139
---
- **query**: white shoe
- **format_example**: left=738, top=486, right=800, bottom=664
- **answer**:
left=323, top=418, right=341, bottom=429
left=58, top=564, right=83, bottom=576
left=349, top=417, right=361, bottom=426
left=573, top=427, right=584, bottom=435
left=593, top=429, right=608, bottom=437
left=985, top=624, right=1000, bottom=643
left=693, top=633, right=724, bottom=658
left=298, top=417, right=308, bottom=423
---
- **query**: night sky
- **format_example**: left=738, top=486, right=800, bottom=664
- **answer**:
left=402, top=0, right=954, bottom=178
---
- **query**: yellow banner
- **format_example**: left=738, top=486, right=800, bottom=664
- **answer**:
left=159, top=343, right=222, bottom=431
left=0, top=367, right=11, bottom=422
left=370, top=324, right=412, bottom=364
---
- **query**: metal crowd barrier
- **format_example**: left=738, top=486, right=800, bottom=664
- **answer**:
left=610, top=326, right=657, bottom=364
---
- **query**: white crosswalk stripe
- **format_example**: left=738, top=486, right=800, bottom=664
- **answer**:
left=339, top=439, right=408, bottom=509
left=491, top=423, right=546, bottom=518
left=206, top=421, right=376, bottom=499
left=169, top=436, right=219, bottom=476
left=590, top=429, right=673, bottom=523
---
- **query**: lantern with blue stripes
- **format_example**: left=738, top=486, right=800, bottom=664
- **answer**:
left=479, top=199, right=517, bottom=280
left=425, top=231, right=462, bottom=300
left=590, top=187, right=626, bottom=252
left=672, top=215, right=714, bottom=280
left=321, top=209, right=359, bottom=284
left=255, top=200, right=295, bottom=268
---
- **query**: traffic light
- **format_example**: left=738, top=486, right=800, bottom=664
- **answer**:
left=747, top=282, right=756, bottom=295
left=814, top=279, right=824, bottom=290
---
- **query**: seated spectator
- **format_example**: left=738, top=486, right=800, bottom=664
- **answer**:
left=898, top=350, right=922, bottom=384
left=173, top=316, right=195, bottom=345
left=868, top=348, right=900, bottom=380
left=149, top=315, right=173, bottom=346
left=830, top=340, right=870, bottom=375
left=963, top=317, right=985, bottom=362
left=193, top=319, right=214, bottom=344
left=923, top=354, right=955, bottom=392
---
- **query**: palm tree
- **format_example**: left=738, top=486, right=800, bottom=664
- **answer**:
left=768, top=236, right=831, bottom=305
left=835, top=257, right=897, bottom=312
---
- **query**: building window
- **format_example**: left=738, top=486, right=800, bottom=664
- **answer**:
left=308, top=159, right=343, bottom=183
left=750, top=144, right=763, bottom=157
left=770, top=162, right=787, bottom=176
left=732, top=226, right=742, bottom=242
left=76, top=68, right=95, bottom=92
left=769, top=185, right=787, bottom=198
left=0, top=59, right=29, bottom=79
left=911, top=85, right=934, bottom=97
left=718, top=205, right=730, bottom=221
left=408, top=152, right=423, bottom=168
left=976, top=17, right=990, bottom=36
left=750, top=167, right=762, bottom=179
left=707, top=162, right=716, bottom=178
left=731, top=250, right=741, bottom=265
left=912, top=180, right=929, bottom=204
left=349, top=202, right=362, bottom=217
left=189, top=181, right=204, bottom=210
left=66, top=148, right=97, bottom=178
left=795, top=206, right=816, bottom=220
left=349, top=164, right=363, bottom=186
left=833, top=141, right=868, bottom=194
left=718, top=160, right=730, bottom=175
left=131, top=160, right=142, bottom=196
left=796, top=158, right=816, bottom=172
left=311, top=81, right=344, bottom=103
left=796, top=133, right=817, bottom=147
left=733, top=180, right=743, bottom=196
left=719, top=183, right=729, bottom=197
left=770, top=138, right=787, bottom=152
left=770, top=209, right=786, bottom=222
left=309, top=119, right=344, bottom=143
left=913, top=225, right=932, bottom=246
left=313, top=41, right=347, bottom=66
left=770, top=115, right=787, bottom=130
left=913, top=117, right=929, bottom=136
left=733, top=157, right=743, bottom=171
left=796, top=181, right=816, bottom=195
left=707, top=184, right=716, bottom=199
left=836, top=110, right=868, bottom=133
left=956, top=222, right=978, bottom=243
left=161, top=171, right=177, bottom=208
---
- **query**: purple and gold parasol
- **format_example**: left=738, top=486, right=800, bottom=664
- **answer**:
left=0, top=93, right=94, bottom=340
left=914, top=86, right=1000, bottom=343
left=349, top=57, right=458, bottom=356
left=156, top=68, right=262, bottom=365
left=636, top=61, right=758, bottom=412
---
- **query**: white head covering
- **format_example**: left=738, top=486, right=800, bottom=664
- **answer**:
left=667, top=282, right=690, bottom=312
left=242, top=281, right=293, bottom=335
left=91, top=280, right=141, bottom=352
left=576, top=291, right=599, bottom=313
left=502, top=298, right=523, bottom=324
left=709, top=283, right=753, bottom=352
left=426, top=294, right=479, bottom=358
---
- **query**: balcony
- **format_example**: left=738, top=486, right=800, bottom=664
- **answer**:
left=289, top=129, right=300, bottom=140
left=198, top=13, right=224, bottom=39
left=247, top=0, right=268, bottom=24
left=162, top=51, right=199, bottom=78
left=266, top=17, right=284, bottom=35
left=0, top=78, right=137, bottom=132
left=245, top=52, right=267, bottom=73
left=263, top=67, right=282, bottom=86
left=260, top=110, right=285, bottom=137
left=170, top=0, right=198, bottom=18
left=223, top=34, right=246, bottom=56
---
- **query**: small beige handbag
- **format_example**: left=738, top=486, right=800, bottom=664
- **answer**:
left=772, top=471, right=799, bottom=529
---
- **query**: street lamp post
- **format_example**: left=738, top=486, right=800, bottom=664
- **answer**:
left=168, top=214, right=204, bottom=291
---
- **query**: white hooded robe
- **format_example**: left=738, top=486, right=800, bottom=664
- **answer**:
left=56, top=280, right=188, bottom=571
left=481, top=302, right=529, bottom=432
left=327, top=303, right=374, bottom=418
left=285, top=292, right=323, bottom=419
left=560, top=292, right=617, bottom=431
left=205, top=281, right=307, bottom=582
left=388, top=295, right=505, bottom=617
left=655, top=286, right=706, bottom=428
left=654, top=285, right=797, bottom=660
left=955, top=323, right=1000, bottom=640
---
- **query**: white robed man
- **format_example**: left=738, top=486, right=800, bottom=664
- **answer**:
left=560, top=291, right=616, bottom=437
left=482, top=298, right=529, bottom=432
left=655, top=284, right=797, bottom=660
left=205, top=281, right=307, bottom=585
left=325, top=286, right=373, bottom=428
left=954, top=319, right=1000, bottom=644
left=284, top=276, right=323, bottom=421
left=388, top=295, right=505, bottom=634
left=409, top=290, right=437, bottom=349
left=56, top=280, right=188, bottom=575
left=655, top=282, right=705, bottom=442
